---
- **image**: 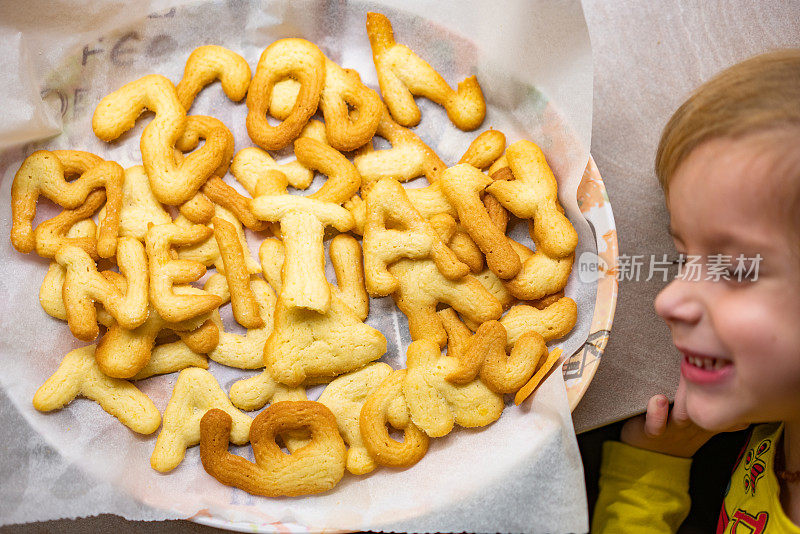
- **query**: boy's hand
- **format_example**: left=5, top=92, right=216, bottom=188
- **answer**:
left=620, top=379, right=726, bottom=458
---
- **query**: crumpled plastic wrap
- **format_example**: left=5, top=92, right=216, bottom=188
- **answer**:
left=0, top=0, right=595, bottom=531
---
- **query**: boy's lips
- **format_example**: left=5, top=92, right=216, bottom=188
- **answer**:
left=678, top=348, right=734, bottom=385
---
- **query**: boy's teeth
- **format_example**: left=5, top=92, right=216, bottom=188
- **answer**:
left=687, top=355, right=727, bottom=370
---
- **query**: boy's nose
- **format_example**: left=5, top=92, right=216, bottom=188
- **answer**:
left=654, top=278, right=704, bottom=326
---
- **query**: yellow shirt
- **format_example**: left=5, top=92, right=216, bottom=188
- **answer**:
left=592, top=423, right=800, bottom=533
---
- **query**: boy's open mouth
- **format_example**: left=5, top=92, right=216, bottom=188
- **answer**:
left=679, top=349, right=734, bottom=384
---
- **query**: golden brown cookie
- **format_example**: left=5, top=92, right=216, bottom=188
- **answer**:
left=199, top=401, right=347, bottom=496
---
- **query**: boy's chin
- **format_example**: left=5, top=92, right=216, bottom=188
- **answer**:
left=685, top=392, right=745, bottom=432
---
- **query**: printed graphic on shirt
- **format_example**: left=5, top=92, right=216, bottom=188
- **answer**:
left=744, top=439, right=771, bottom=496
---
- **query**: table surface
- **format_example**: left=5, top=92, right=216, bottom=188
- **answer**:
left=2, top=0, right=800, bottom=531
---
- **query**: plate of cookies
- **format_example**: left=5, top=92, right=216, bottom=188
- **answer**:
left=0, top=0, right=616, bottom=531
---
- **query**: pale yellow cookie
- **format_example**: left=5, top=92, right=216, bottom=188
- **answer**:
left=146, top=222, right=224, bottom=323
left=107, top=165, right=171, bottom=241
left=362, top=178, right=468, bottom=297
left=353, top=106, right=447, bottom=184
left=56, top=238, right=149, bottom=341
left=228, top=368, right=307, bottom=412
left=458, top=130, right=506, bottom=169
left=151, top=367, right=251, bottom=473
left=231, top=120, right=329, bottom=192
left=131, top=341, right=209, bottom=380
left=176, top=45, right=251, bottom=110
left=203, top=273, right=276, bottom=370
left=259, top=236, right=386, bottom=387
left=402, top=339, right=504, bottom=438
left=316, top=362, right=393, bottom=475
left=251, top=194, right=354, bottom=314
left=485, top=140, right=578, bottom=258
left=33, top=345, right=161, bottom=435
left=389, top=258, right=503, bottom=347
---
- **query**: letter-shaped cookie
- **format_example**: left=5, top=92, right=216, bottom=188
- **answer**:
left=204, top=273, right=276, bottom=369
left=246, top=39, right=326, bottom=151
left=440, top=163, right=521, bottom=279
left=110, top=165, right=172, bottom=241
left=439, top=309, right=547, bottom=394
left=56, top=237, right=149, bottom=341
left=500, top=297, right=578, bottom=347
left=33, top=345, right=160, bottom=435
left=459, top=129, right=506, bottom=170
left=33, top=189, right=106, bottom=260
left=94, top=284, right=216, bottom=379
left=228, top=368, right=307, bottom=412
left=353, top=106, right=447, bottom=184
left=131, top=341, right=208, bottom=381
left=319, top=60, right=382, bottom=152
left=146, top=222, right=224, bottom=323
left=359, top=369, right=430, bottom=467
left=175, top=45, right=251, bottom=110
left=174, top=116, right=235, bottom=225
left=390, top=258, right=503, bottom=347
left=261, top=60, right=381, bottom=152
left=402, top=339, right=504, bottom=438
left=39, top=220, right=100, bottom=321
left=92, top=74, right=226, bottom=205
left=199, top=401, right=346, bottom=497
left=11, top=150, right=123, bottom=258
left=363, top=178, right=468, bottom=297
left=251, top=195, right=354, bottom=313
left=212, top=217, right=263, bottom=329
left=485, top=140, right=578, bottom=258
left=176, top=206, right=261, bottom=275
left=201, top=177, right=270, bottom=232
left=317, top=362, right=393, bottom=475
left=151, top=367, right=251, bottom=472
left=347, top=180, right=456, bottom=235
left=231, top=120, right=329, bottom=192
left=502, top=220, right=573, bottom=301
left=366, top=12, right=485, bottom=131
left=261, top=236, right=387, bottom=386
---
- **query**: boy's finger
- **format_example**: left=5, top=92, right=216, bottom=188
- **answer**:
left=643, top=395, right=669, bottom=437
left=671, top=377, right=691, bottom=426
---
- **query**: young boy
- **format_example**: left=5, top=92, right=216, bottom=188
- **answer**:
left=592, top=49, right=800, bottom=533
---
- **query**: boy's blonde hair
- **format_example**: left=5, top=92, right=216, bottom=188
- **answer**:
left=655, top=49, right=800, bottom=192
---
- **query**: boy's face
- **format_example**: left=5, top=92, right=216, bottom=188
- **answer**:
left=655, top=135, right=800, bottom=431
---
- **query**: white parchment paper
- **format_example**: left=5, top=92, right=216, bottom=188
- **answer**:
left=0, top=1, right=594, bottom=532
